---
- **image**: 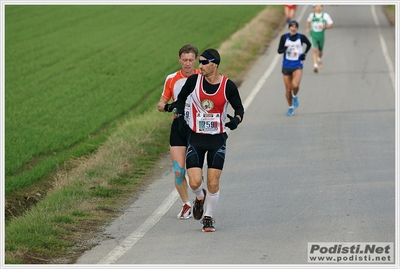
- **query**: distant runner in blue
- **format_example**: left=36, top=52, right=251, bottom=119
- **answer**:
left=277, top=20, right=311, bottom=116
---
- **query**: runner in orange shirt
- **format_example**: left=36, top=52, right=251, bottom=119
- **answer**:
left=157, top=44, right=200, bottom=219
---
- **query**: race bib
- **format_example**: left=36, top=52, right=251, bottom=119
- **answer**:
left=312, top=21, right=324, bottom=32
left=286, top=45, right=300, bottom=61
left=195, top=112, right=221, bottom=134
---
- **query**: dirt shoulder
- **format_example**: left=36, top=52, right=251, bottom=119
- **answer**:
left=383, top=6, right=395, bottom=25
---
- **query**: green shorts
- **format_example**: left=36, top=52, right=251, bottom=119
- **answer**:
left=311, top=34, right=325, bottom=51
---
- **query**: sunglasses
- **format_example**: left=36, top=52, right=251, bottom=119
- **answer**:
left=199, top=58, right=216, bottom=65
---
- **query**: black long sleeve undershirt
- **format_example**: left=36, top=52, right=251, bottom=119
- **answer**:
left=277, top=32, right=312, bottom=54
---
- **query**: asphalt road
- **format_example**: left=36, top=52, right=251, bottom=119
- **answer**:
left=76, top=5, right=396, bottom=266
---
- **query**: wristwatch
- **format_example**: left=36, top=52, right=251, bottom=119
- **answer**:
left=173, top=108, right=183, bottom=117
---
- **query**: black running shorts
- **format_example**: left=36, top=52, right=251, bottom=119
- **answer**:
left=282, top=67, right=302, bottom=76
left=169, top=118, right=187, bottom=147
left=186, top=131, right=228, bottom=170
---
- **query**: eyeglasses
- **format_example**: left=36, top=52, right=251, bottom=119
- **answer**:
left=199, top=58, right=216, bottom=65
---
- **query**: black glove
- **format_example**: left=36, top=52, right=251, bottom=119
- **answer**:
left=225, top=114, right=241, bottom=130
left=299, top=53, right=306, bottom=61
left=177, top=115, right=189, bottom=137
left=164, top=102, right=176, bottom=112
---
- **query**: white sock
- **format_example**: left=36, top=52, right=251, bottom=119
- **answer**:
left=204, top=190, right=220, bottom=218
left=191, top=183, right=205, bottom=200
left=314, top=63, right=318, bottom=67
left=184, top=201, right=191, bottom=207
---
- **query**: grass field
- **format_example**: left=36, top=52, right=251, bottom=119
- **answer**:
left=5, top=5, right=266, bottom=196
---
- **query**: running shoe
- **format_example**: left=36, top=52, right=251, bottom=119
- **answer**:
left=177, top=204, right=192, bottom=219
left=201, top=216, right=215, bottom=232
left=192, top=189, right=206, bottom=220
left=313, top=66, right=318, bottom=73
left=292, top=96, right=299, bottom=108
left=286, top=107, right=294, bottom=116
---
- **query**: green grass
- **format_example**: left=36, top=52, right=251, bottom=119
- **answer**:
left=5, top=5, right=266, bottom=196
left=386, top=5, right=395, bottom=11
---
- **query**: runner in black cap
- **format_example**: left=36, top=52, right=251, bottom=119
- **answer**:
left=175, top=48, right=244, bottom=232
left=277, top=21, right=311, bottom=116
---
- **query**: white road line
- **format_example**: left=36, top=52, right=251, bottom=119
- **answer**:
left=243, top=53, right=280, bottom=109
left=371, top=5, right=395, bottom=90
left=97, top=5, right=309, bottom=264
left=98, top=190, right=179, bottom=264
